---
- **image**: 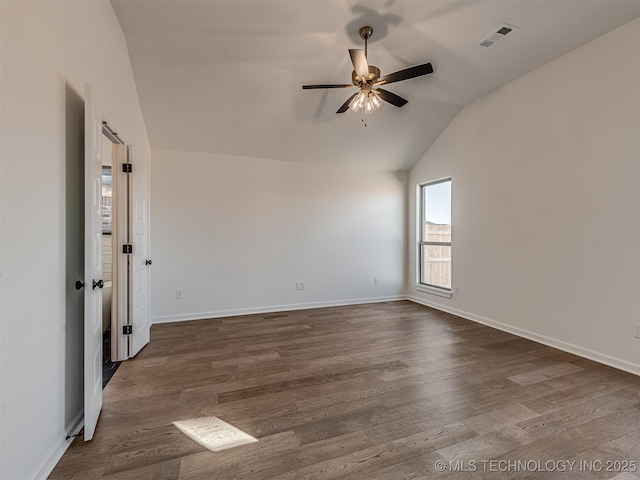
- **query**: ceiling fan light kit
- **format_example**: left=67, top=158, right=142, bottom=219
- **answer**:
left=302, top=26, right=434, bottom=119
left=349, top=86, right=382, bottom=114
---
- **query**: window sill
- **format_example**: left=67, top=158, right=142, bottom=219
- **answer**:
left=415, top=285, right=452, bottom=299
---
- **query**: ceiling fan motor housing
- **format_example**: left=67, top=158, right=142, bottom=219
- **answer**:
left=352, top=65, right=380, bottom=85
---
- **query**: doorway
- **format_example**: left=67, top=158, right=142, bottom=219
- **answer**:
left=78, top=82, right=152, bottom=441
left=100, top=124, right=131, bottom=377
left=100, top=133, right=120, bottom=386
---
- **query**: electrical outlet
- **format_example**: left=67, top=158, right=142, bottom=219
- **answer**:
left=296, top=282, right=300, bottom=291
left=454, top=285, right=460, bottom=295
left=301, top=281, right=306, bottom=290
left=374, top=277, right=379, bottom=285
left=176, top=289, right=183, bottom=299
left=633, top=323, right=640, bottom=339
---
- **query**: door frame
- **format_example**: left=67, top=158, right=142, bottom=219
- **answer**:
left=99, top=125, right=151, bottom=362
left=103, top=125, right=130, bottom=362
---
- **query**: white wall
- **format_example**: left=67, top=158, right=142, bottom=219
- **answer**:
left=151, top=149, right=406, bottom=323
left=408, top=19, right=640, bottom=374
left=0, top=2, right=150, bottom=479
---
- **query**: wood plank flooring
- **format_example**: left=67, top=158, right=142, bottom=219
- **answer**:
left=51, top=301, right=640, bottom=479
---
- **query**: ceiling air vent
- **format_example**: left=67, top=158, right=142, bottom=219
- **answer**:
left=479, top=24, right=518, bottom=48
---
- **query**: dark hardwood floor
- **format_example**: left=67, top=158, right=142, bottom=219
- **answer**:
left=51, top=301, right=640, bottom=479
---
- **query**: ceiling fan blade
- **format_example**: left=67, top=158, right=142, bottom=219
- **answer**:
left=377, top=63, right=433, bottom=85
left=337, top=92, right=359, bottom=114
left=376, top=88, right=408, bottom=108
left=302, top=84, right=355, bottom=90
left=349, top=49, right=369, bottom=82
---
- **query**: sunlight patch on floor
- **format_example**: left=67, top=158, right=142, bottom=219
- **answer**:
left=173, top=415, right=258, bottom=452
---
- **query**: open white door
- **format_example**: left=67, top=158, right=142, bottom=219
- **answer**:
left=111, top=143, right=130, bottom=362
left=84, top=83, right=103, bottom=441
left=129, top=146, right=151, bottom=356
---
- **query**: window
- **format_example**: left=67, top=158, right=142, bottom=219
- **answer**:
left=101, top=166, right=113, bottom=234
left=418, top=178, right=451, bottom=293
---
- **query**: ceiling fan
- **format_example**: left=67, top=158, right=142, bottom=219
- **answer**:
left=302, top=26, right=434, bottom=115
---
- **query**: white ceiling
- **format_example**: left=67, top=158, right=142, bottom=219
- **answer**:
left=111, top=0, right=639, bottom=172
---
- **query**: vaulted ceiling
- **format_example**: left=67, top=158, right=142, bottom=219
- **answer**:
left=111, top=0, right=639, bottom=172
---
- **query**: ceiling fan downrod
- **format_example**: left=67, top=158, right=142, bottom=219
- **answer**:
left=359, top=26, right=373, bottom=58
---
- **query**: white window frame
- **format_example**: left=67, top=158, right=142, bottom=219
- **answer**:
left=417, top=178, right=452, bottom=298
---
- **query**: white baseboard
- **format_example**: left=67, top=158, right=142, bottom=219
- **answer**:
left=407, top=295, right=640, bottom=376
left=152, top=295, right=407, bottom=324
left=29, top=413, right=83, bottom=480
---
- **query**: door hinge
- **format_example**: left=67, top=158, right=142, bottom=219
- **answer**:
left=122, top=163, right=132, bottom=173
left=123, top=325, right=133, bottom=335
left=122, top=244, right=133, bottom=254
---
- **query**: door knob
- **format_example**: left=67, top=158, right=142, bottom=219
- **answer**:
left=145, top=259, right=152, bottom=266
left=92, top=279, right=104, bottom=290
left=75, top=281, right=85, bottom=290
